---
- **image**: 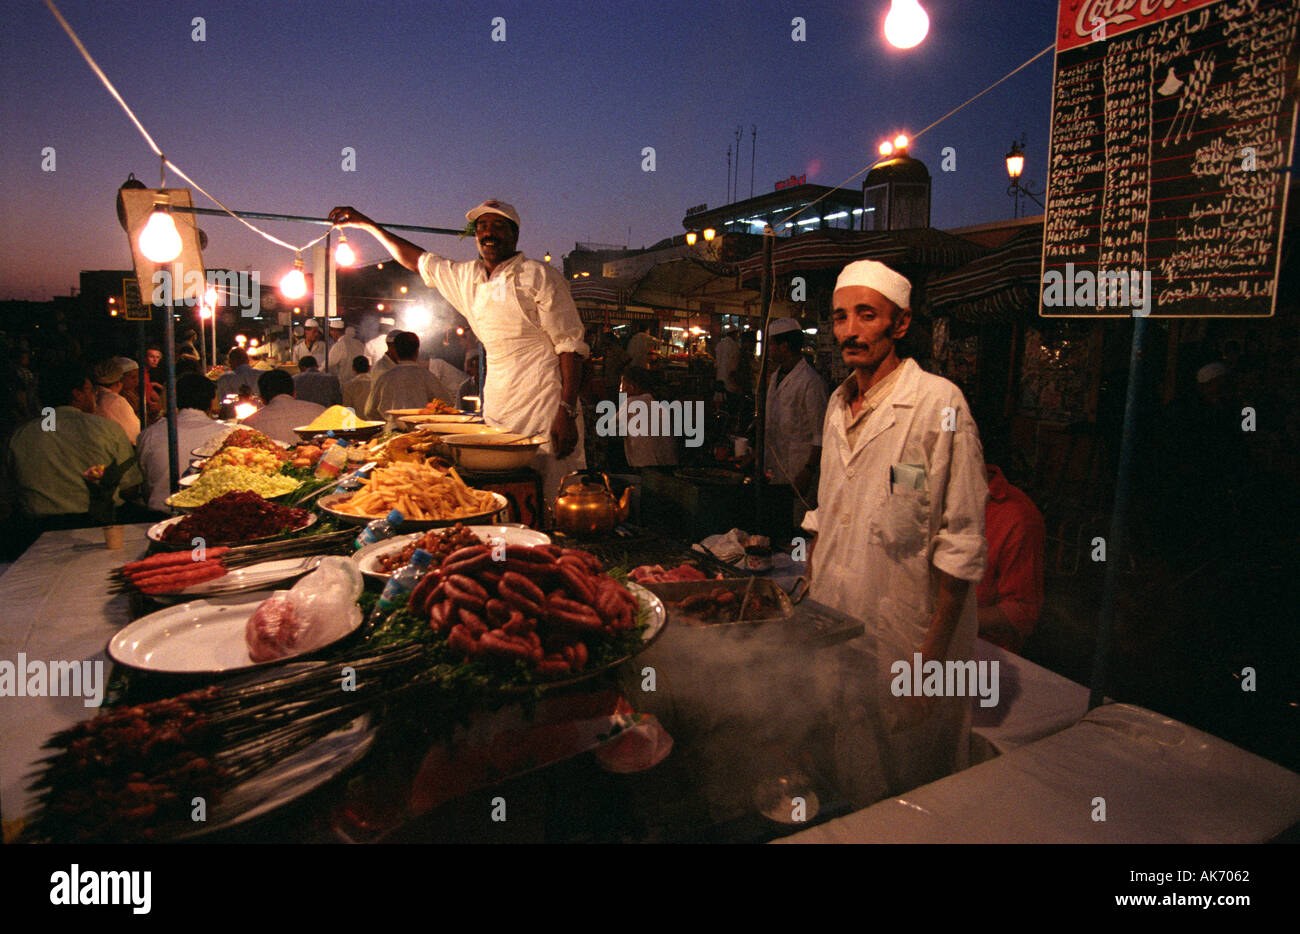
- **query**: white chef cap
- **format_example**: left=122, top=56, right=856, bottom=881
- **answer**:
left=834, top=259, right=911, bottom=311
left=767, top=317, right=802, bottom=338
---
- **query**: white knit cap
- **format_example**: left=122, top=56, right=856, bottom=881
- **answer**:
left=767, top=317, right=802, bottom=338
left=834, top=259, right=911, bottom=310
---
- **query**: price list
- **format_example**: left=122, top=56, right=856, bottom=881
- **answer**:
left=1041, top=0, right=1299, bottom=317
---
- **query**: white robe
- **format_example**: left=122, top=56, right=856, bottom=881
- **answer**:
left=803, top=358, right=987, bottom=803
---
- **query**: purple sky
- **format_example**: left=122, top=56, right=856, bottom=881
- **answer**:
left=0, top=0, right=1055, bottom=300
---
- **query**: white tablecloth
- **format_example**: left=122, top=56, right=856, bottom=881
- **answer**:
left=777, top=703, right=1300, bottom=843
left=0, top=525, right=152, bottom=835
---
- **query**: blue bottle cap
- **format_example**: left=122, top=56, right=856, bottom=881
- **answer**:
left=386, top=509, right=404, bottom=524
left=409, top=549, right=433, bottom=568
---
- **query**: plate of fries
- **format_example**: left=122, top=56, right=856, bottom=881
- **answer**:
left=315, top=461, right=508, bottom=528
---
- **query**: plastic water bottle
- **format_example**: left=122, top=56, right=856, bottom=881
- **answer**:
left=375, top=548, right=433, bottom=615
left=354, top=508, right=404, bottom=551
left=315, top=438, right=351, bottom=478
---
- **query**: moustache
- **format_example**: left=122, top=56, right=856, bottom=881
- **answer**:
left=839, top=339, right=869, bottom=351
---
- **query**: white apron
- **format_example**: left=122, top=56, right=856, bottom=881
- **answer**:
left=472, top=271, right=585, bottom=507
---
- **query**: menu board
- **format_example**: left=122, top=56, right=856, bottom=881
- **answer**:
left=1041, top=0, right=1299, bottom=317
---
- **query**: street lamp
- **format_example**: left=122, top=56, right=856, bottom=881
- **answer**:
left=1005, top=140, right=1043, bottom=218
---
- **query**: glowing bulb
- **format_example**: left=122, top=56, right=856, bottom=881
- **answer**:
left=236, top=334, right=247, bottom=346
left=894, top=134, right=909, bottom=150
left=399, top=286, right=408, bottom=294
left=686, top=231, right=698, bottom=245
left=376, top=303, right=384, bottom=311
left=280, top=257, right=307, bottom=300
left=884, top=0, right=929, bottom=50
left=234, top=401, right=258, bottom=419
left=250, top=338, right=259, bottom=348
left=703, top=228, right=716, bottom=241
left=139, top=208, right=183, bottom=263
left=879, top=141, right=894, bottom=157
left=334, top=236, right=356, bottom=267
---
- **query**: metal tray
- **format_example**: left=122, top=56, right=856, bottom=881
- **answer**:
left=643, top=578, right=794, bottom=627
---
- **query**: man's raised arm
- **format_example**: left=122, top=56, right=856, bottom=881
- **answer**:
left=328, top=206, right=425, bottom=272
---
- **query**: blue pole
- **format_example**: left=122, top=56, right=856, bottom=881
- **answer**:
left=1089, top=315, right=1149, bottom=709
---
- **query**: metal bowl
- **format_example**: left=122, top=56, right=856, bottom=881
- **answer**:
left=438, top=432, right=546, bottom=472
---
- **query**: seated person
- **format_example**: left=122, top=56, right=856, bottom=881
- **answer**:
left=91, top=357, right=141, bottom=444
left=137, top=373, right=227, bottom=512
left=364, top=330, right=451, bottom=419
left=342, top=355, right=372, bottom=416
left=976, top=464, right=1046, bottom=654
left=292, top=355, right=343, bottom=408
left=5, top=363, right=142, bottom=527
left=619, top=366, right=679, bottom=468
left=240, top=368, right=325, bottom=444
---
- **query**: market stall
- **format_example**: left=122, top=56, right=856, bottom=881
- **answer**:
left=0, top=410, right=883, bottom=843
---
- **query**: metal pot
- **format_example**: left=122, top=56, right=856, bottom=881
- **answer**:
left=554, top=471, right=632, bottom=536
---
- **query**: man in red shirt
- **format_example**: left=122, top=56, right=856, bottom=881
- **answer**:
left=976, top=465, right=1045, bottom=654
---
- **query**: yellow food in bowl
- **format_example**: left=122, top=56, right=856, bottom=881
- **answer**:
left=302, top=405, right=384, bottom=431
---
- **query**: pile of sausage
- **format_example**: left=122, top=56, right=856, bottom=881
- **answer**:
left=407, top=543, right=639, bottom=677
left=119, top=549, right=230, bottom=594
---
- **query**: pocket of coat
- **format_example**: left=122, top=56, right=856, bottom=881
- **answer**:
left=870, top=489, right=929, bottom=552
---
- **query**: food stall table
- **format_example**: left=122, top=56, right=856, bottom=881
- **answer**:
left=0, top=523, right=927, bottom=844
left=776, top=703, right=1300, bottom=844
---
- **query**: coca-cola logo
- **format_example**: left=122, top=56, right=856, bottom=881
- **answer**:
left=1073, top=0, right=1186, bottom=40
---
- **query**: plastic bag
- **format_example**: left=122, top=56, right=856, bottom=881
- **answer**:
left=246, top=557, right=364, bottom=662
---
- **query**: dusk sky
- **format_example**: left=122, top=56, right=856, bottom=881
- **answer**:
left=0, top=0, right=1056, bottom=301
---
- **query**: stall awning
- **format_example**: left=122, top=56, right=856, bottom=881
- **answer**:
left=927, top=226, right=1044, bottom=323
left=733, top=227, right=988, bottom=282
left=568, top=280, right=624, bottom=304
left=628, top=257, right=757, bottom=312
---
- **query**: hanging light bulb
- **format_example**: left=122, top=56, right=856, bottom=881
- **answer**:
left=280, top=255, right=308, bottom=300
left=884, top=0, right=929, bottom=50
left=334, top=234, right=356, bottom=267
left=139, top=203, right=183, bottom=263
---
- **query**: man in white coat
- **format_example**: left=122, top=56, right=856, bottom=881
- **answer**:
left=330, top=199, right=588, bottom=508
left=290, top=320, right=326, bottom=366
left=762, top=317, right=827, bottom=538
left=326, top=321, right=366, bottom=386
left=802, top=259, right=987, bottom=805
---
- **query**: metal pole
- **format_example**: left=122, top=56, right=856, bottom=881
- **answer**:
left=162, top=294, right=179, bottom=497
left=1089, top=315, right=1149, bottom=708
left=135, top=321, right=147, bottom=423
left=322, top=232, right=332, bottom=376
left=753, top=227, right=776, bottom=529
left=750, top=125, right=756, bottom=199
left=171, top=205, right=463, bottom=237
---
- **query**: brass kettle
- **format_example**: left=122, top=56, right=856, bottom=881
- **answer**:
left=554, top=471, right=631, bottom=536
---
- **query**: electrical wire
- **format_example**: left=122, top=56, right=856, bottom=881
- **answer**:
left=44, top=0, right=333, bottom=256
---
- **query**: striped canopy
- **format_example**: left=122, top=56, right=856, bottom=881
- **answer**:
left=927, top=226, right=1044, bottom=323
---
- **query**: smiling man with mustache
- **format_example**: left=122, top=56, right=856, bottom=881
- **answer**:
left=801, top=258, right=988, bottom=804
left=329, top=199, right=588, bottom=511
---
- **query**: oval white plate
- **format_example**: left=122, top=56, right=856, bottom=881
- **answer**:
left=108, top=590, right=362, bottom=674
left=353, top=525, right=551, bottom=581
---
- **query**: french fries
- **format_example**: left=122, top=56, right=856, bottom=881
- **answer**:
left=330, top=461, right=498, bottom=520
